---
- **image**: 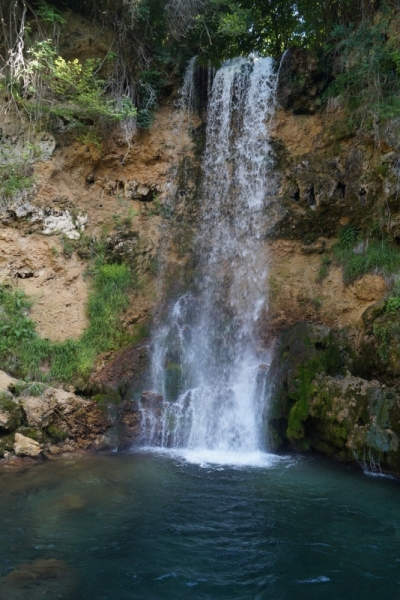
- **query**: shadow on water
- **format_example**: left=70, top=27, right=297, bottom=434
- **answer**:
left=0, top=451, right=399, bottom=599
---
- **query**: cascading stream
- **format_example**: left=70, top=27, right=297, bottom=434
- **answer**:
left=144, top=57, right=278, bottom=460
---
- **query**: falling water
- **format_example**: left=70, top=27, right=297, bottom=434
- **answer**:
left=178, top=56, right=197, bottom=113
left=143, top=57, right=278, bottom=461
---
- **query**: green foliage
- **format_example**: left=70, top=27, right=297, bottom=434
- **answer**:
left=24, top=382, right=46, bottom=396
left=3, top=32, right=136, bottom=127
left=136, top=109, right=154, bottom=129
left=35, top=1, right=66, bottom=24
left=75, top=128, right=102, bottom=149
left=325, top=13, right=400, bottom=131
left=328, top=227, right=400, bottom=284
left=112, top=207, right=138, bottom=230
left=47, top=424, right=68, bottom=441
left=337, top=225, right=360, bottom=249
left=386, top=296, right=400, bottom=315
left=0, top=258, right=133, bottom=385
left=317, top=255, right=332, bottom=281
left=1, top=0, right=387, bottom=141
left=46, top=51, right=137, bottom=121
left=287, top=359, right=319, bottom=442
left=373, top=324, right=391, bottom=363
left=0, top=165, right=33, bottom=203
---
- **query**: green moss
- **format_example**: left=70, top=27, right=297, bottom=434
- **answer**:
left=0, top=433, right=15, bottom=457
left=47, top=425, right=68, bottom=441
left=0, top=393, right=22, bottom=431
left=287, top=359, right=320, bottom=442
left=92, top=390, right=122, bottom=406
left=165, top=363, right=184, bottom=402
left=17, top=427, right=42, bottom=442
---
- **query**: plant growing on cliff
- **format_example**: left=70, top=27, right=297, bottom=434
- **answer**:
left=324, top=10, right=400, bottom=134
left=321, top=226, right=400, bottom=285
left=0, top=256, right=135, bottom=385
left=0, top=165, right=33, bottom=204
left=287, top=359, right=320, bottom=443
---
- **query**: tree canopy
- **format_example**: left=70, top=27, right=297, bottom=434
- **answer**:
left=0, top=0, right=393, bottom=132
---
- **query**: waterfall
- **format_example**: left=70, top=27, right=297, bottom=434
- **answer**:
left=143, top=57, right=278, bottom=461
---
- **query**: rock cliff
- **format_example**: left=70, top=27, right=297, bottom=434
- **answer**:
left=2, top=18, right=400, bottom=475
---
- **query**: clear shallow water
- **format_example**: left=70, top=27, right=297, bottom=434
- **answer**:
left=0, top=452, right=400, bottom=599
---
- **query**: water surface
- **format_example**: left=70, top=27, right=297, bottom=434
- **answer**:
left=0, top=452, right=399, bottom=599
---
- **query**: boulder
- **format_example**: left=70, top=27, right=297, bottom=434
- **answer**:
left=13, top=433, right=42, bottom=457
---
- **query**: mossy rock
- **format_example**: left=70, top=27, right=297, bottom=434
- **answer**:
left=265, top=322, right=345, bottom=447
left=0, top=392, right=23, bottom=431
left=164, top=362, right=184, bottom=402
left=92, top=390, right=122, bottom=406
left=17, top=426, right=43, bottom=443
left=0, top=433, right=15, bottom=457
left=46, top=425, right=69, bottom=442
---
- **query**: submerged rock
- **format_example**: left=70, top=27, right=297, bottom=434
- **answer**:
left=0, top=558, right=74, bottom=599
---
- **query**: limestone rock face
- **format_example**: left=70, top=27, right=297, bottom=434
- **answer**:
left=89, top=342, right=151, bottom=399
left=308, top=374, right=400, bottom=464
left=266, top=322, right=400, bottom=475
left=13, top=433, right=42, bottom=457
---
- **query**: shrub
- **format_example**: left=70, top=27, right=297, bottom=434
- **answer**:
left=328, top=227, right=400, bottom=284
left=0, top=165, right=33, bottom=204
left=325, top=12, right=400, bottom=132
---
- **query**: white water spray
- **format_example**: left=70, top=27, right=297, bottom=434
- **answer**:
left=143, top=57, right=278, bottom=462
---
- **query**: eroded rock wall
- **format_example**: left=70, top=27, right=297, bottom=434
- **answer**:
left=264, top=50, right=400, bottom=475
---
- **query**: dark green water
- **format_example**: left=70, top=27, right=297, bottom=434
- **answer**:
left=0, top=451, right=399, bottom=599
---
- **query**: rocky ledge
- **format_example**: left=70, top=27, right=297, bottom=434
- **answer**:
left=0, top=370, right=144, bottom=467
left=265, top=319, right=400, bottom=476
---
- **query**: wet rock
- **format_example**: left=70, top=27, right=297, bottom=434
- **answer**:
left=0, top=433, right=16, bottom=457
left=0, top=393, right=22, bottom=431
left=266, top=321, right=400, bottom=474
left=294, top=372, right=400, bottom=474
left=276, top=48, right=327, bottom=114
left=13, top=432, right=42, bottom=457
left=265, top=322, right=345, bottom=449
left=89, top=342, right=151, bottom=399
left=140, top=391, right=164, bottom=409
left=3, top=382, right=114, bottom=456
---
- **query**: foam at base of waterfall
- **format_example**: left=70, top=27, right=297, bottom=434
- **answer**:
left=138, top=446, right=290, bottom=468
left=179, top=449, right=287, bottom=467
